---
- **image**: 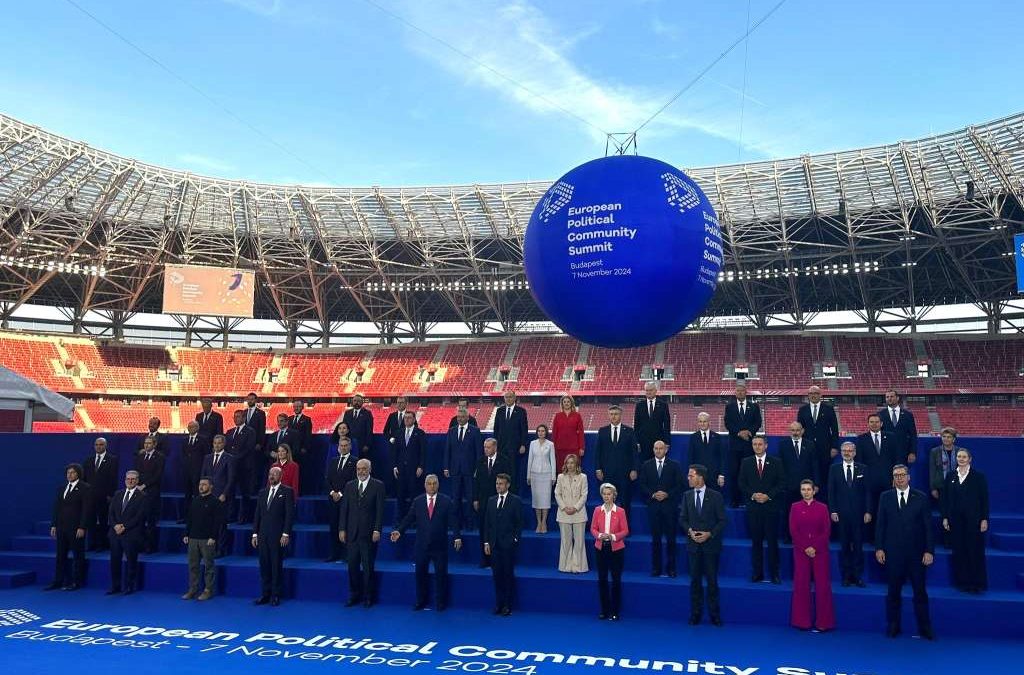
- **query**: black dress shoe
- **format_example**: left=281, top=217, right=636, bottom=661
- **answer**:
left=493, top=607, right=503, bottom=615
left=501, top=607, right=511, bottom=616
left=254, top=596, right=270, bottom=605
left=667, top=570, right=677, bottom=578
left=105, top=588, right=121, bottom=595
left=413, top=602, right=427, bottom=611
left=270, top=596, right=280, bottom=606
left=63, top=583, right=80, bottom=591
left=650, top=570, right=661, bottom=577
left=122, top=587, right=135, bottom=596
left=609, top=614, right=619, bottom=621
left=598, top=613, right=607, bottom=620
left=771, top=576, right=781, bottom=585
left=43, top=582, right=62, bottom=591
left=711, top=617, right=723, bottom=627
left=919, top=627, right=935, bottom=641
left=841, top=579, right=851, bottom=587
left=751, top=575, right=764, bottom=583
left=345, top=598, right=361, bottom=607
left=324, top=556, right=339, bottom=563
left=363, top=599, right=373, bottom=608
left=436, top=604, right=446, bottom=612
left=855, top=579, right=867, bottom=588
left=886, top=625, right=901, bottom=638
left=688, top=616, right=700, bottom=625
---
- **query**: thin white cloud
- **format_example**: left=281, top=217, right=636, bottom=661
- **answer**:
left=222, top=0, right=283, bottom=17
left=177, top=153, right=236, bottom=174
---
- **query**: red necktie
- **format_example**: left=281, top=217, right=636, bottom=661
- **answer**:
left=427, top=496, right=435, bottom=519
left=757, top=458, right=764, bottom=477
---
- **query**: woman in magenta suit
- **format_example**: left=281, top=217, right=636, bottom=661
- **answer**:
left=790, top=479, right=834, bottom=631
left=590, top=483, right=629, bottom=620
left=552, top=395, right=585, bottom=472
left=270, top=443, right=300, bottom=500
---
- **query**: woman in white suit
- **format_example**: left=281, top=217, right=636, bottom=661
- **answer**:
left=528, top=424, right=557, bottom=533
left=554, top=453, right=589, bottom=572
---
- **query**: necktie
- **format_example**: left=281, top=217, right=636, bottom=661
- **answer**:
left=846, top=464, right=853, bottom=486
left=649, top=400, right=654, bottom=416
left=795, top=441, right=800, bottom=458
left=874, top=434, right=880, bottom=453
left=268, top=486, right=276, bottom=507
left=703, top=432, right=708, bottom=444
left=459, top=426, right=465, bottom=442
left=657, top=459, right=663, bottom=477
left=146, top=452, right=152, bottom=461
left=757, top=458, right=764, bottom=477
left=498, top=495, right=505, bottom=510
left=899, top=492, right=906, bottom=509
left=740, top=402, right=745, bottom=416
left=812, top=404, right=818, bottom=422
left=123, top=490, right=130, bottom=507
left=213, top=453, right=220, bottom=467
left=338, top=456, right=345, bottom=472
left=64, top=483, right=72, bottom=499
left=95, top=455, right=101, bottom=468
left=359, top=481, right=366, bottom=496
left=891, top=407, right=898, bottom=424
left=406, top=428, right=412, bottom=444
left=507, top=407, right=512, bottom=420
left=427, top=496, right=435, bottom=519
left=488, top=457, right=494, bottom=472
left=278, top=430, right=284, bottom=443
left=248, top=408, right=253, bottom=422
left=612, top=426, right=618, bottom=444
left=190, top=435, right=196, bottom=445
left=696, top=490, right=702, bottom=514
left=204, top=412, right=210, bottom=424
left=354, top=409, right=359, bottom=419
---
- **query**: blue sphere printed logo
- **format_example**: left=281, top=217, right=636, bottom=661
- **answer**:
left=524, top=155, right=722, bottom=348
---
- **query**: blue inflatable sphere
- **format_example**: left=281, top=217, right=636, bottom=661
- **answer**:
left=524, top=155, right=722, bottom=348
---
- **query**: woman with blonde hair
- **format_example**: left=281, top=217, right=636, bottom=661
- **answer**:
left=554, top=453, right=589, bottom=572
left=552, top=394, right=585, bottom=471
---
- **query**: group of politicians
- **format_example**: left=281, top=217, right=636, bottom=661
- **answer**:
left=47, top=384, right=989, bottom=640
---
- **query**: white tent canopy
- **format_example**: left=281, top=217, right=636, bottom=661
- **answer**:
left=0, top=366, right=74, bottom=424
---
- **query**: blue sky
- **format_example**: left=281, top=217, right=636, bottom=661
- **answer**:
left=3, top=0, right=1023, bottom=186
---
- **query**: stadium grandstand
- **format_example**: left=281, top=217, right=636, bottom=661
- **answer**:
left=0, top=112, right=1022, bottom=438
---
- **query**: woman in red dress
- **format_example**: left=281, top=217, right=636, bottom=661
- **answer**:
left=552, top=395, right=585, bottom=471
left=790, top=479, right=834, bottom=631
left=270, top=443, right=300, bottom=500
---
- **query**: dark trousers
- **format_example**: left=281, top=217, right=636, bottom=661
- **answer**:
left=415, top=548, right=449, bottom=607
left=450, top=475, right=475, bottom=531
left=836, top=512, right=865, bottom=582
left=346, top=538, right=377, bottom=601
left=746, top=505, right=780, bottom=578
left=181, top=460, right=204, bottom=517
left=867, top=486, right=886, bottom=542
left=729, top=444, right=753, bottom=506
left=596, top=543, right=624, bottom=616
left=90, top=495, right=111, bottom=550
left=327, top=497, right=345, bottom=559
left=143, top=490, right=161, bottom=552
left=647, top=502, right=677, bottom=574
left=258, top=537, right=285, bottom=598
left=109, top=533, right=141, bottom=590
left=395, top=469, right=420, bottom=525
left=54, top=528, right=86, bottom=586
left=490, top=545, right=516, bottom=610
left=783, top=488, right=802, bottom=541
left=949, top=516, right=987, bottom=591
left=885, top=557, right=931, bottom=632
left=606, top=473, right=632, bottom=509
left=235, top=454, right=257, bottom=522
left=214, top=495, right=230, bottom=556
left=816, top=452, right=833, bottom=500
left=688, top=547, right=721, bottom=620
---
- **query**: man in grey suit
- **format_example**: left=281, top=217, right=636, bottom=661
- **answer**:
left=680, top=464, right=726, bottom=626
left=339, top=459, right=385, bottom=607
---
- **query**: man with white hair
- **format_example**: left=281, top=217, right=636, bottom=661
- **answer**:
left=827, top=441, right=871, bottom=587
left=108, top=470, right=147, bottom=595
left=634, top=381, right=671, bottom=465
left=339, top=458, right=385, bottom=607
left=688, top=413, right=726, bottom=492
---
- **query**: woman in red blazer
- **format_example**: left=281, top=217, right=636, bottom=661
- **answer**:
left=270, top=443, right=300, bottom=500
left=590, top=483, right=629, bottom=620
left=552, top=395, right=585, bottom=471
left=790, top=479, right=834, bottom=631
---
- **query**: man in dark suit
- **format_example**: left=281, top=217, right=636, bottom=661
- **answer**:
left=444, top=408, right=483, bottom=531
left=383, top=396, right=410, bottom=447
left=449, top=397, right=478, bottom=428
left=288, top=400, right=314, bottom=460
left=195, top=398, right=224, bottom=439
left=45, top=463, right=91, bottom=591
left=688, top=413, right=726, bottom=492
left=244, top=392, right=267, bottom=447
left=493, top=391, right=528, bottom=488
left=391, top=474, right=463, bottom=611
left=339, top=459, right=385, bottom=607
left=225, top=409, right=258, bottom=524
left=137, top=417, right=168, bottom=455
left=180, top=421, right=211, bottom=522
left=724, top=381, right=763, bottom=507
left=483, top=473, right=523, bottom=616
left=267, top=413, right=302, bottom=463
left=107, top=470, right=148, bottom=595
left=879, top=389, right=918, bottom=466
left=778, top=421, right=818, bottom=543
left=83, top=437, right=118, bottom=551
left=680, top=463, right=727, bottom=625
left=201, top=435, right=236, bottom=557
left=738, top=436, right=785, bottom=583
left=325, top=437, right=357, bottom=562
left=252, top=466, right=295, bottom=606
left=341, top=394, right=373, bottom=466
left=875, top=464, right=935, bottom=639
left=136, top=436, right=165, bottom=554
left=634, top=381, right=672, bottom=464
left=638, top=440, right=684, bottom=577
left=828, top=441, right=871, bottom=587
left=797, top=386, right=840, bottom=500
left=393, top=410, right=427, bottom=525
left=594, top=405, right=639, bottom=508
left=474, top=439, right=512, bottom=567
left=857, top=413, right=896, bottom=541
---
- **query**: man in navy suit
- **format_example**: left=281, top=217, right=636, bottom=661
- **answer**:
left=137, top=417, right=169, bottom=455
left=778, top=421, right=818, bottom=543
left=325, top=438, right=357, bottom=562
left=443, top=407, right=483, bottom=530
left=46, top=463, right=92, bottom=591
left=595, top=405, right=639, bottom=508
left=738, top=436, right=785, bottom=583
left=797, top=386, right=840, bottom=500
left=688, top=413, right=726, bottom=492
left=83, top=437, right=118, bottom=551
left=226, top=409, right=258, bottom=524
left=342, top=394, right=374, bottom=466
left=875, top=464, right=935, bottom=639
left=107, top=470, right=148, bottom=595
left=680, top=464, right=727, bottom=626
left=393, top=410, right=427, bottom=525
left=638, top=440, right=684, bottom=577
left=828, top=441, right=871, bottom=587
left=634, top=381, right=672, bottom=464
left=180, top=421, right=211, bottom=521
left=288, top=400, right=315, bottom=463
left=252, top=466, right=295, bottom=607
left=449, top=397, right=478, bottom=428
left=879, top=389, right=918, bottom=466
left=201, top=435, right=236, bottom=556
left=136, top=436, right=165, bottom=554
left=267, top=413, right=302, bottom=463
left=244, top=392, right=267, bottom=445
left=391, top=475, right=463, bottom=611
left=195, top=398, right=224, bottom=439
left=483, top=473, right=523, bottom=616
left=474, top=440, right=513, bottom=567
left=339, top=459, right=385, bottom=607
left=383, top=396, right=410, bottom=447
left=857, top=413, right=896, bottom=541
left=493, top=391, right=529, bottom=489
left=724, top=381, right=762, bottom=507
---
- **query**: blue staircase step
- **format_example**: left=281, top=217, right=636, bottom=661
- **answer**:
left=0, top=569, right=35, bottom=588
left=991, top=532, right=1024, bottom=551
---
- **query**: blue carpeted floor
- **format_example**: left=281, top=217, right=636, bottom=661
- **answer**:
left=0, top=586, right=1021, bottom=675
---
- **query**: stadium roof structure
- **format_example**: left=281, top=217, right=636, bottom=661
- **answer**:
left=1, top=111, right=1023, bottom=341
